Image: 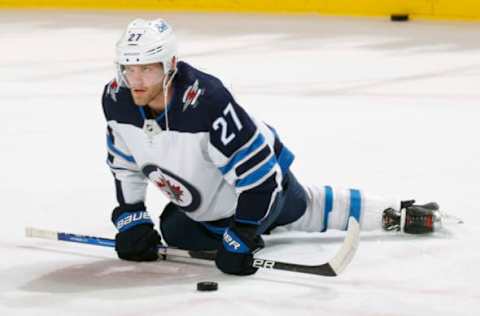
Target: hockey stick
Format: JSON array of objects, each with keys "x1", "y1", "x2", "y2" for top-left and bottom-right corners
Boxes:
[{"x1": 25, "y1": 216, "x2": 360, "y2": 276}]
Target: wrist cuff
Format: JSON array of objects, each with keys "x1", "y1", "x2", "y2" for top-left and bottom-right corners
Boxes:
[
  {"x1": 223, "y1": 227, "x2": 251, "y2": 254},
  {"x1": 114, "y1": 211, "x2": 153, "y2": 232}
]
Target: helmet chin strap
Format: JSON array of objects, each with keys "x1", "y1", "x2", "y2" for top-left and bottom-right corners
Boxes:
[{"x1": 162, "y1": 67, "x2": 177, "y2": 131}]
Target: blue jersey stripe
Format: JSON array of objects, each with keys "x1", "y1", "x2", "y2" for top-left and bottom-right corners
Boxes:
[
  {"x1": 219, "y1": 133, "x2": 265, "y2": 175},
  {"x1": 235, "y1": 155, "x2": 276, "y2": 188},
  {"x1": 277, "y1": 147, "x2": 294, "y2": 175},
  {"x1": 235, "y1": 145, "x2": 271, "y2": 178},
  {"x1": 106, "y1": 135, "x2": 136, "y2": 163},
  {"x1": 321, "y1": 186, "x2": 334, "y2": 232},
  {"x1": 348, "y1": 189, "x2": 362, "y2": 226}
]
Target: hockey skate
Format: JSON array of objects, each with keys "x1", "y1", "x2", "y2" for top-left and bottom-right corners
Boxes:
[{"x1": 382, "y1": 200, "x2": 441, "y2": 234}]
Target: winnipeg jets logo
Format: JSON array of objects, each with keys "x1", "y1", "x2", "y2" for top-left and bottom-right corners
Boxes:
[
  {"x1": 155, "y1": 178, "x2": 184, "y2": 202},
  {"x1": 107, "y1": 78, "x2": 120, "y2": 102},
  {"x1": 182, "y1": 80, "x2": 203, "y2": 111},
  {"x1": 141, "y1": 164, "x2": 202, "y2": 213}
]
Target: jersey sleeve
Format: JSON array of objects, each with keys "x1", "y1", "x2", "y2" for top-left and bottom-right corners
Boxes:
[
  {"x1": 102, "y1": 81, "x2": 148, "y2": 207},
  {"x1": 106, "y1": 125, "x2": 148, "y2": 205},
  {"x1": 206, "y1": 85, "x2": 285, "y2": 226}
]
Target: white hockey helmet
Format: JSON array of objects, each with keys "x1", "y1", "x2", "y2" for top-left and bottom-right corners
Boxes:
[{"x1": 115, "y1": 18, "x2": 178, "y2": 82}]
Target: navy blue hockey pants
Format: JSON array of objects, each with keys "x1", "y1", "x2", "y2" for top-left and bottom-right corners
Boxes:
[{"x1": 159, "y1": 171, "x2": 307, "y2": 251}]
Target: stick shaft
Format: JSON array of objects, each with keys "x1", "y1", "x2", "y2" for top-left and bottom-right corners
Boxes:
[{"x1": 25, "y1": 217, "x2": 360, "y2": 277}]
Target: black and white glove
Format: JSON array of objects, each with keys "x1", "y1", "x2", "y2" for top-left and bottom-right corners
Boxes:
[
  {"x1": 215, "y1": 222, "x2": 264, "y2": 276},
  {"x1": 111, "y1": 202, "x2": 161, "y2": 262}
]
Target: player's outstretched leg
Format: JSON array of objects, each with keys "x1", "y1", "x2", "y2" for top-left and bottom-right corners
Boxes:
[
  {"x1": 382, "y1": 200, "x2": 441, "y2": 234},
  {"x1": 284, "y1": 185, "x2": 440, "y2": 234},
  {"x1": 284, "y1": 185, "x2": 399, "y2": 232}
]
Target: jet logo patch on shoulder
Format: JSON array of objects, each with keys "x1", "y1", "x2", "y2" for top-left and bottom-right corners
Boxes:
[
  {"x1": 182, "y1": 80, "x2": 204, "y2": 111},
  {"x1": 142, "y1": 164, "x2": 202, "y2": 213},
  {"x1": 107, "y1": 78, "x2": 121, "y2": 102}
]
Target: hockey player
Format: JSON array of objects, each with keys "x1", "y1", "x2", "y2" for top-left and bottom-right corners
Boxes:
[{"x1": 103, "y1": 18, "x2": 440, "y2": 276}]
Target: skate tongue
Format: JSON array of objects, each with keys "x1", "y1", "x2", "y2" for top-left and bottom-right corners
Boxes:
[{"x1": 400, "y1": 200, "x2": 416, "y2": 209}]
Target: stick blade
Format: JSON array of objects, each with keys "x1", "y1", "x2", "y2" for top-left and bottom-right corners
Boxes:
[
  {"x1": 25, "y1": 227, "x2": 58, "y2": 240},
  {"x1": 328, "y1": 216, "x2": 360, "y2": 275}
]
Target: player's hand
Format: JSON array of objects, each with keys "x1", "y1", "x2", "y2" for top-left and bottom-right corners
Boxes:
[
  {"x1": 111, "y1": 203, "x2": 161, "y2": 261},
  {"x1": 215, "y1": 222, "x2": 264, "y2": 275}
]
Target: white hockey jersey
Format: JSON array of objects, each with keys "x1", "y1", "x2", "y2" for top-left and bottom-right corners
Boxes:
[{"x1": 102, "y1": 61, "x2": 294, "y2": 224}]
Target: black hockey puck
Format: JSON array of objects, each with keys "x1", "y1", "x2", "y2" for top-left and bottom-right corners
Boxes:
[
  {"x1": 390, "y1": 14, "x2": 409, "y2": 22},
  {"x1": 196, "y1": 281, "x2": 218, "y2": 292}
]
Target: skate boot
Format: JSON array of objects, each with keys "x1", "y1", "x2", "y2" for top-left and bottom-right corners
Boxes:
[{"x1": 382, "y1": 200, "x2": 441, "y2": 234}]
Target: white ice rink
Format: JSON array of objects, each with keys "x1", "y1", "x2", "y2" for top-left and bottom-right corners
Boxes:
[{"x1": 1, "y1": 10, "x2": 479, "y2": 316}]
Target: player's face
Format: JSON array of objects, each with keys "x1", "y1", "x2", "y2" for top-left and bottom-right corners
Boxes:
[{"x1": 122, "y1": 63, "x2": 165, "y2": 106}]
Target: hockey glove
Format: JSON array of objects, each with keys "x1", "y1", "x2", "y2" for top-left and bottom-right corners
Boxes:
[
  {"x1": 215, "y1": 222, "x2": 264, "y2": 276},
  {"x1": 112, "y1": 202, "x2": 161, "y2": 261}
]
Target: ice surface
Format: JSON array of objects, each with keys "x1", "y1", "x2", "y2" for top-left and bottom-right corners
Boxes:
[{"x1": 1, "y1": 10, "x2": 479, "y2": 316}]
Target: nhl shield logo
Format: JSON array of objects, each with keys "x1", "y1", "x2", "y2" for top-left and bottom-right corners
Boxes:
[
  {"x1": 141, "y1": 164, "x2": 201, "y2": 213},
  {"x1": 182, "y1": 80, "x2": 203, "y2": 111}
]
